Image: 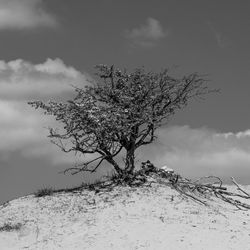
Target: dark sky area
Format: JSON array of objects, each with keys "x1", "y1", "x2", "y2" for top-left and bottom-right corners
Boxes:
[{"x1": 0, "y1": 0, "x2": 250, "y2": 204}]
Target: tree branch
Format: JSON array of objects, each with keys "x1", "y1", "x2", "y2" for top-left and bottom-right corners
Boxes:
[
  {"x1": 135, "y1": 124, "x2": 154, "y2": 148},
  {"x1": 231, "y1": 177, "x2": 250, "y2": 197},
  {"x1": 61, "y1": 156, "x2": 106, "y2": 175}
]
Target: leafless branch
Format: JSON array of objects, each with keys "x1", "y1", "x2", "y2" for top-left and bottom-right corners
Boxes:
[{"x1": 231, "y1": 177, "x2": 250, "y2": 197}]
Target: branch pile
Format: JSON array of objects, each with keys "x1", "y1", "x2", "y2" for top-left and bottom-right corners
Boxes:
[
  {"x1": 93, "y1": 161, "x2": 250, "y2": 210},
  {"x1": 169, "y1": 175, "x2": 250, "y2": 209}
]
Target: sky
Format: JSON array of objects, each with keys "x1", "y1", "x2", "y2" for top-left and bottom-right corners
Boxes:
[{"x1": 1, "y1": 0, "x2": 250, "y2": 204}]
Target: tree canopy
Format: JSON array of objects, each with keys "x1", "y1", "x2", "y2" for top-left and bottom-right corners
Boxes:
[{"x1": 28, "y1": 65, "x2": 215, "y2": 176}]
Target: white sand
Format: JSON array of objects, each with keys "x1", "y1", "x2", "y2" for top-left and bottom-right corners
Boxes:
[{"x1": 0, "y1": 183, "x2": 250, "y2": 250}]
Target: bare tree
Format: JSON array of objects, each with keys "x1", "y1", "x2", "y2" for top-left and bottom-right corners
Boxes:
[{"x1": 28, "y1": 65, "x2": 216, "y2": 177}]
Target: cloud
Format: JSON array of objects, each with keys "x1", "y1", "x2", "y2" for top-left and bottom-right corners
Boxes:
[
  {"x1": 0, "y1": 0, "x2": 57, "y2": 30},
  {"x1": 0, "y1": 100, "x2": 51, "y2": 151},
  {"x1": 0, "y1": 58, "x2": 90, "y2": 165},
  {"x1": 125, "y1": 17, "x2": 167, "y2": 47},
  {"x1": 139, "y1": 125, "x2": 250, "y2": 183},
  {"x1": 0, "y1": 58, "x2": 88, "y2": 101}
]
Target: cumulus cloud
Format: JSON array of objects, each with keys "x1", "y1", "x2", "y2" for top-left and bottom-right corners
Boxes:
[
  {"x1": 139, "y1": 125, "x2": 250, "y2": 183},
  {"x1": 0, "y1": 100, "x2": 87, "y2": 164},
  {"x1": 0, "y1": 58, "x2": 90, "y2": 165},
  {"x1": 125, "y1": 17, "x2": 167, "y2": 47},
  {"x1": 0, "y1": 100, "x2": 51, "y2": 151},
  {"x1": 0, "y1": 58, "x2": 88, "y2": 101},
  {"x1": 0, "y1": 0, "x2": 57, "y2": 30}
]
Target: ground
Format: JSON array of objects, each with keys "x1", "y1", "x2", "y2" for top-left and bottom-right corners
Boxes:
[{"x1": 0, "y1": 183, "x2": 250, "y2": 250}]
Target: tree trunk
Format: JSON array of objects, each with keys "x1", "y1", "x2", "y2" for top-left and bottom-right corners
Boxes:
[
  {"x1": 125, "y1": 148, "x2": 135, "y2": 174},
  {"x1": 124, "y1": 126, "x2": 138, "y2": 174},
  {"x1": 106, "y1": 157, "x2": 123, "y2": 176}
]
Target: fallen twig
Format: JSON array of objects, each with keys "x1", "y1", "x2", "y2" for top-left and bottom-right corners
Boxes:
[{"x1": 231, "y1": 177, "x2": 250, "y2": 197}]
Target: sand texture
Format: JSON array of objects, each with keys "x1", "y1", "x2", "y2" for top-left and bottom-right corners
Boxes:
[{"x1": 0, "y1": 183, "x2": 250, "y2": 250}]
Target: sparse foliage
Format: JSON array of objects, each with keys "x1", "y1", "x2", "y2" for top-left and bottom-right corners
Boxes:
[{"x1": 29, "y1": 65, "x2": 216, "y2": 177}]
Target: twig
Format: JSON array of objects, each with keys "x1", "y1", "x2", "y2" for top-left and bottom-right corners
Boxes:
[
  {"x1": 173, "y1": 185, "x2": 208, "y2": 206},
  {"x1": 194, "y1": 175, "x2": 223, "y2": 187},
  {"x1": 231, "y1": 177, "x2": 250, "y2": 197}
]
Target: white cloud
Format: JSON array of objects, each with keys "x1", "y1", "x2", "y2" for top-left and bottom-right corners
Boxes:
[
  {"x1": 0, "y1": 58, "x2": 88, "y2": 101},
  {"x1": 0, "y1": 58, "x2": 90, "y2": 165},
  {"x1": 35, "y1": 58, "x2": 80, "y2": 78},
  {"x1": 216, "y1": 130, "x2": 250, "y2": 139},
  {"x1": 0, "y1": 0, "x2": 57, "y2": 30},
  {"x1": 0, "y1": 100, "x2": 50, "y2": 151},
  {"x1": 140, "y1": 125, "x2": 250, "y2": 182},
  {"x1": 125, "y1": 17, "x2": 167, "y2": 47}
]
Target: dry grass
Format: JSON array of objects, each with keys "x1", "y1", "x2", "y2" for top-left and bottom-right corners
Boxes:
[{"x1": 34, "y1": 187, "x2": 55, "y2": 197}]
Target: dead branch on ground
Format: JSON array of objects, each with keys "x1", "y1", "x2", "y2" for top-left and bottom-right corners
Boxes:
[{"x1": 81, "y1": 160, "x2": 250, "y2": 210}]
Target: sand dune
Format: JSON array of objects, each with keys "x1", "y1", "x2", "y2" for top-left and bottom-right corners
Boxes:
[{"x1": 0, "y1": 183, "x2": 250, "y2": 249}]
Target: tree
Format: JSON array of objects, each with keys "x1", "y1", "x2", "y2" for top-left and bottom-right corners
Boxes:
[{"x1": 28, "y1": 65, "x2": 215, "y2": 177}]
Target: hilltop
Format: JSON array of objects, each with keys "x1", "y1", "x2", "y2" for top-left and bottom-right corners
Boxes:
[{"x1": 0, "y1": 182, "x2": 250, "y2": 250}]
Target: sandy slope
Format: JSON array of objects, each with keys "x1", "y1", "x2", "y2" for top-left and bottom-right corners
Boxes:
[{"x1": 0, "y1": 183, "x2": 250, "y2": 250}]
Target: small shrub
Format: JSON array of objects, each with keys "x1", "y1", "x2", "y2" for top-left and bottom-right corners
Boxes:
[
  {"x1": 34, "y1": 187, "x2": 54, "y2": 197},
  {"x1": 0, "y1": 222, "x2": 22, "y2": 232}
]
